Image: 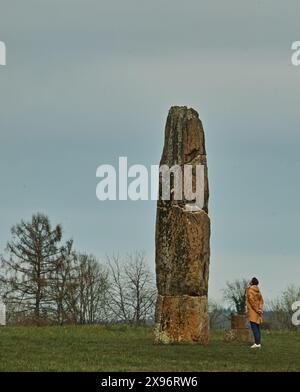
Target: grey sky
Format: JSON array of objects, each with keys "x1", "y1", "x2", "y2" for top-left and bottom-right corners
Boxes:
[{"x1": 0, "y1": 0, "x2": 300, "y2": 302}]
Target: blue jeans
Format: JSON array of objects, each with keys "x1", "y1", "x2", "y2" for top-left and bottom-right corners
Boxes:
[{"x1": 250, "y1": 321, "x2": 261, "y2": 344}]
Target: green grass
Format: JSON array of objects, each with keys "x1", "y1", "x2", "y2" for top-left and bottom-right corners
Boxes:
[{"x1": 0, "y1": 325, "x2": 299, "y2": 371}]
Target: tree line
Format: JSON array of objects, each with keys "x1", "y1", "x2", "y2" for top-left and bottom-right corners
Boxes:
[
  {"x1": 1, "y1": 213, "x2": 299, "y2": 330},
  {"x1": 0, "y1": 213, "x2": 156, "y2": 325}
]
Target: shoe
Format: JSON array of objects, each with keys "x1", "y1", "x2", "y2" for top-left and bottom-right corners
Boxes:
[{"x1": 250, "y1": 343, "x2": 261, "y2": 348}]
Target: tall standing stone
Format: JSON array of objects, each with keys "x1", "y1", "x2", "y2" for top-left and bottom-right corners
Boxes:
[{"x1": 154, "y1": 106, "x2": 210, "y2": 344}]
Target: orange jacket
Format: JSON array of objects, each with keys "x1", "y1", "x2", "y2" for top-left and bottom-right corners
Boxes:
[{"x1": 246, "y1": 285, "x2": 264, "y2": 324}]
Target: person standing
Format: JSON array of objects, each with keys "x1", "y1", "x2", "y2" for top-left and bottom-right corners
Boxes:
[{"x1": 246, "y1": 277, "x2": 264, "y2": 348}]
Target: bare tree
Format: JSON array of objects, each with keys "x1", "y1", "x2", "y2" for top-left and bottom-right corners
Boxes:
[
  {"x1": 63, "y1": 253, "x2": 109, "y2": 324},
  {"x1": 0, "y1": 213, "x2": 69, "y2": 323},
  {"x1": 124, "y1": 252, "x2": 156, "y2": 325},
  {"x1": 106, "y1": 252, "x2": 156, "y2": 325},
  {"x1": 208, "y1": 300, "x2": 230, "y2": 330},
  {"x1": 267, "y1": 285, "x2": 300, "y2": 330},
  {"x1": 106, "y1": 254, "x2": 131, "y2": 323},
  {"x1": 222, "y1": 279, "x2": 248, "y2": 315},
  {"x1": 47, "y1": 241, "x2": 74, "y2": 325}
]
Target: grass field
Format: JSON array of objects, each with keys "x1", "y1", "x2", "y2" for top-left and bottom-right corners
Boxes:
[{"x1": 0, "y1": 325, "x2": 299, "y2": 371}]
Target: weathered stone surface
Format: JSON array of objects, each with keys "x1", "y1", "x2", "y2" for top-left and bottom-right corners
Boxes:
[
  {"x1": 158, "y1": 106, "x2": 209, "y2": 213},
  {"x1": 154, "y1": 106, "x2": 210, "y2": 344},
  {"x1": 155, "y1": 206, "x2": 210, "y2": 296},
  {"x1": 154, "y1": 295, "x2": 209, "y2": 344},
  {"x1": 231, "y1": 314, "x2": 247, "y2": 329}
]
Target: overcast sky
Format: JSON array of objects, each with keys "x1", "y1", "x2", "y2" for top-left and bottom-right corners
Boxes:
[{"x1": 0, "y1": 0, "x2": 300, "y2": 302}]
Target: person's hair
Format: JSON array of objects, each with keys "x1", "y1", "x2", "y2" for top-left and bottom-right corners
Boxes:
[{"x1": 251, "y1": 277, "x2": 259, "y2": 285}]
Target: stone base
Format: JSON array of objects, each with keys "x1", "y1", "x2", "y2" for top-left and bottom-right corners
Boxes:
[
  {"x1": 231, "y1": 314, "x2": 247, "y2": 329},
  {"x1": 223, "y1": 328, "x2": 251, "y2": 343},
  {"x1": 154, "y1": 294, "x2": 209, "y2": 345}
]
